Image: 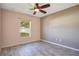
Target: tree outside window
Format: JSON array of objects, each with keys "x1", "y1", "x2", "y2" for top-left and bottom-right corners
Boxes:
[{"x1": 19, "y1": 18, "x2": 31, "y2": 37}]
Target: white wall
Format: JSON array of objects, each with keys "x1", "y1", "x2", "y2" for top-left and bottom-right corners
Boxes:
[{"x1": 41, "y1": 5, "x2": 79, "y2": 49}]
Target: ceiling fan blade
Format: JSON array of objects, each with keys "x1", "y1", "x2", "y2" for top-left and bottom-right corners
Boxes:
[
  {"x1": 35, "y1": 3, "x2": 39, "y2": 8},
  {"x1": 40, "y1": 4, "x2": 50, "y2": 9},
  {"x1": 35, "y1": 3, "x2": 39, "y2": 7},
  {"x1": 33, "y1": 11, "x2": 37, "y2": 15},
  {"x1": 40, "y1": 10, "x2": 47, "y2": 14}
]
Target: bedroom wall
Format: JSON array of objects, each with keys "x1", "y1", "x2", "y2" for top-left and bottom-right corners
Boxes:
[
  {"x1": 1, "y1": 9, "x2": 40, "y2": 48},
  {"x1": 41, "y1": 5, "x2": 79, "y2": 50},
  {"x1": 0, "y1": 6, "x2": 2, "y2": 51}
]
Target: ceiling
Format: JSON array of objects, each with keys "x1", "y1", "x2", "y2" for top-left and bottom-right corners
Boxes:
[{"x1": 0, "y1": 3, "x2": 78, "y2": 17}]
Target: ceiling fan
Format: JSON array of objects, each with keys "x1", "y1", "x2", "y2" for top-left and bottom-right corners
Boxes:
[{"x1": 30, "y1": 3, "x2": 50, "y2": 15}]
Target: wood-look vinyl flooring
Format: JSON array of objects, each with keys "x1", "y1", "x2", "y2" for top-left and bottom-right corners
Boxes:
[{"x1": 0, "y1": 41, "x2": 79, "y2": 56}]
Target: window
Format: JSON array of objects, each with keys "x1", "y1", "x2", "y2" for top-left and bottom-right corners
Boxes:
[{"x1": 20, "y1": 19, "x2": 31, "y2": 37}]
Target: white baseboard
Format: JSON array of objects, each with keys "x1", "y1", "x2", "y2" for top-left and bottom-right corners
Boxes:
[{"x1": 42, "y1": 40, "x2": 79, "y2": 52}]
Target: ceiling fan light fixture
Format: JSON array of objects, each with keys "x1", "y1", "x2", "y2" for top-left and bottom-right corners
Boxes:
[
  {"x1": 34, "y1": 9, "x2": 39, "y2": 12},
  {"x1": 30, "y1": 3, "x2": 50, "y2": 15}
]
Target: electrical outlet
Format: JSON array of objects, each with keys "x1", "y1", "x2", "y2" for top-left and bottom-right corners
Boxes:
[
  {"x1": 56, "y1": 37, "x2": 62, "y2": 42},
  {"x1": 56, "y1": 38, "x2": 58, "y2": 41},
  {"x1": 59, "y1": 38, "x2": 62, "y2": 42}
]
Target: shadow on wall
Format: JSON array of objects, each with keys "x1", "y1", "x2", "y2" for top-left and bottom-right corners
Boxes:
[{"x1": 41, "y1": 5, "x2": 79, "y2": 50}]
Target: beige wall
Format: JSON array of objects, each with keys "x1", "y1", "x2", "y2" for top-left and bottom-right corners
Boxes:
[
  {"x1": 0, "y1": 6, "x2": 1, "y2": 51},
  {"x1": 1, "y1": 9, "x2": 40, "y2": 48},
  {"x1": 41, "y1": 5, "x2": 79, "y2": 49}
]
